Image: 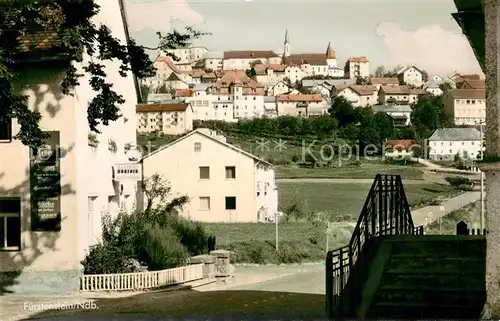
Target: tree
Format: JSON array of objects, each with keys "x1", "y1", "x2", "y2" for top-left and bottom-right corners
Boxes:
[
  {"x1": 141, "y1": 173, "x2": 189, "y2": 213},
  {"x1": 245, "y1": 67, "x2": 256, "y2": 78},
  {"x1": 140, "y1": 84, "x2": 150, "y2": 103},
  {"x1": 1, "y1": 1, "x2": 207, "y2": 147},
  {"x1": 421, "y1": 69, "x2": 429, "y2": 82},
  {"x1": 374, "y1": 65, "x2": 386, "y2": 77},
  {"x1": 355, "y1": 77, "x2": 367, "y2": 85},
  {"x1": 329, "y1": 97, "x2": 358, "y2": 128}
]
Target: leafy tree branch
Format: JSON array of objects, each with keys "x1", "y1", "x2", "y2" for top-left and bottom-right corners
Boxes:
[{"x1": 0, "y1": 1, "x2": 207, "y2": 147}]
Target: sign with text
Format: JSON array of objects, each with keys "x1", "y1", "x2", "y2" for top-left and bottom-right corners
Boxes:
[{"x1": 30, "y1": 131, "x2": 61, "y2": 231}]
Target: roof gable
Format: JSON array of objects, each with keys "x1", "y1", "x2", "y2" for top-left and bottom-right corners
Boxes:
[{"x1": 140, "y1": 129, "x2": 273, "y2": 166}]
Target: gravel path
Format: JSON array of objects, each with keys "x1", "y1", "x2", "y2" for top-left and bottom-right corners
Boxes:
[{"x1": 276, "y1": 178, "x2": 425, "y2": 184}]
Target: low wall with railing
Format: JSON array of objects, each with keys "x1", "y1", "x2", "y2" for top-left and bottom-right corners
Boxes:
[{"x1": 80, "y1": 263, "x2": 204, "y2": 292}]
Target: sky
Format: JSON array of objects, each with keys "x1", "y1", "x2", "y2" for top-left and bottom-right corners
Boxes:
[{"x1": 124, "y1": 0, "x2": 483, "y2": 76}]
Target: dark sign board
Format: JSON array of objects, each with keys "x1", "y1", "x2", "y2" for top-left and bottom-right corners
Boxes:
[{"x1": 30, "y1": 131, "x2": 61, "y2": 231}]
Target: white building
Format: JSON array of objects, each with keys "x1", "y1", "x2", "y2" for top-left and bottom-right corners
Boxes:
[
  {"x1": 444, "y1": 89, "x2": 486, "y2": 126},
  {"x1": 378, "y1": 85, "x2": 426, "y2": 105},
  {"x1": 203, "y1": 51, "x2": 224, "y2": 71},
  {"x1": 162, "y1": 45, "x2": 209, "y2": 71},
  {"x1": 428, "y1": 128, "x2": 482, "y2": 161},
  {"x1": 0, "y1": 0, "x2": 141, "y2": 294},
  {"x1": 222, "y1": 50, "x2": 281, "y2": 71},
  {"x1": 344, "y1": 57, "x2": 370, "y2": 79},
  {"x1": 136, "y1": 102, "x2": 194, "y2": 135},
  {"x1": 140, "y1": 129, "x2": 278, "y2": 223},
  {"x1": 396, "y1": 66, "x2": 425, "y2": 87},
  {"x1": 268, "y1": 80, "x2": 290, "y2": 97},
  {"x1": 277, "y1": 94, "x2": 328, "y2": 117},
  {"x1": 336, "y1": 85, "x2": 377, "y2": 107},
  {"x1": 281, "y1": 30, "x2": 342, "y2": 78},
  {"x1": 182, "y1": 71, "x2": 266, "y2": 122},
  {"x1": 424, "y1": 80, "x2": 444, "y2": 96},
  {"x1": 373, "y1": 105, "x2": 413, "y2": 126}
]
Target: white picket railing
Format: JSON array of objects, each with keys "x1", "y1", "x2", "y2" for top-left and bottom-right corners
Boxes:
[{"x1": 80, "y1": 263, "x2": 204, "y2": 292}]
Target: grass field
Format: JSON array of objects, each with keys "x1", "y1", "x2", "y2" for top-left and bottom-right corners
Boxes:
[
  {"x1": 277, "y1": 181, "x2": 462, "y2": 217},
  {"x1": 275, "y1": 164, "x2": 424, "y2": 180},
  {"x1": 203, "y1": 222, "x2": 354, "y2": 264},
  {"x1": 426, "y1": 201, "x2": 481, "y2": 235}
]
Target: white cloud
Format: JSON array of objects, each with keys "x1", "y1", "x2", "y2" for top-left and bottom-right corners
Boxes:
[
  {"x1": 376, "y1": 21, "x2": 482, "y2": 76},
  {"x1": 126, "y1": 0, "x2": 204, "y2": 32}
]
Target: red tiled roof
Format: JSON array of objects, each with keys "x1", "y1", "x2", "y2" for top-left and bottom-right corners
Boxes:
[
  {"x1": 175, "y1": 89, "x2": 194, "y2": 97},
  {"x1": 385, "y1": 140, "x2": 416, "y2": 150},
  {"x1": 369, "y1": 77, "x2": 399, "y2": 85},
  {"x1": 348, "y1": 56, "x2": 369, "y2": 63},
  {"x1": 283, "y1": 54, "x2": 328, "y2": 66},
  {"x1": 136, "y1": 103, "x2": 189, "y2": 112},
  {"x1": 155, "y1": 56, "x2": 181, "y2": 73},
  {"x1": 277, "y1": 94, "x2": 323, "y2": 102},
  {"x1": 223, "y1": 50, "x2": 279, "y2": 59},
  {"x1": 449, "y1": 89, "x2": 485, "y2": 99}
]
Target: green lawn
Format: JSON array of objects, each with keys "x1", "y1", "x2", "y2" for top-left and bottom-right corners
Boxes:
[
  {"x1": 203, "y1": 222, "x2": 354, "y2": 264},
  {"x1": 275, "y1": 164, "x2": 424, "y2": 180},
  {"x1": 277, "y1": 182, "x2": 462, "y2": 218}
]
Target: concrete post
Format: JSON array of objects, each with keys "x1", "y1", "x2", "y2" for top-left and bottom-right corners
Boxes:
[{"x1": 481, "y1": 0, "x2": 500, "y2": 317}]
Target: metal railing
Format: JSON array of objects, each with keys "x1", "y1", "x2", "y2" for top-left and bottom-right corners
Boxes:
[
  {"x1": 326, "y1": 174, "x2": 422, "y2": 319},
  {"x1": 80, "y1": 263, "x2": 204, "y2": 292}
]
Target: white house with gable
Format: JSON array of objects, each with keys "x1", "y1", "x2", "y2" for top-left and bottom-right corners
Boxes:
[
  {"x1": 428, "y1": 128, "x2": 483, "y2": 161},
  {"x1": 140, "y1": 129, "x2": 278, "y2": 223},
  {"x1": 396, "y1": 66, "x2": 424, "y2": 87},
  {"x1": 0, "y1": 0, "x2": 142, "y2": 294}
]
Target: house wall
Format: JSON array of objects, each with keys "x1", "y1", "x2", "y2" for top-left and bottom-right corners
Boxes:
[
  {"x1": 136, "y1": 109, "x2": 193, "y2": 135},
  {"x1": 0, "y1": 0, "x2": 141, "y2": 295},
  {"x1": 204, "y1": 58, "x2": 223, "y2": 70},
  {"x1": 400, "y1": 68, "x2": 423, "y2": 87},
  {"x1": 428, "y1": 140, "x2": 482, "y2": 160},
  {"x1": 141, "y1": 133, "x2": 261, "y2": 222},
  {"x1": 165, "y1": 47, "x2": 208, "y2": 64},
  {"x1": 378, "y1": 92, "x2": 419, "y2": 105},
  {"x1": 223, "y1": 57, "x2": 280, "y2": 71},
  {"x1": 277, "y1": 101, "x2": 325, "y2": 116},
  {"x1": 444, "y1": 96, "x2": 486, "y2": 126},
  {"x1": 338, "y1": 88, "x2": 375, "y2": 107},
  {"x1": 426, "y1": 87, "x2": 444, "y2": 96},
  {"x1": 255, "y1": 164, "x2": 278, "y2": 222}
]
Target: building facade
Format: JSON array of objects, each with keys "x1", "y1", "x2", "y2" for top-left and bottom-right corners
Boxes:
[
  {"x1": 136, "y1": 103, "x2": 194, "y2": 135},
  {"x1": 428, "y1": 128, "x2": 482, "y2": 161},
  {"x1": 344, "y1": 57, "x2": 370, "y2": 79},
  {"x1": 0, "y1": 0, "x2": 142, "y2": 295},
  {"x1": 140, "y1": 129, "x2": 278, "y2": 223},
  {"x1": 444, "y1": 89, "x2": 486, "y2": 126}
]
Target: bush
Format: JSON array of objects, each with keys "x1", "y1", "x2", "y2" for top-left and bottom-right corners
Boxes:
[
  {"x1": 81, "y1": 208, "x2": 210, "y2": 274},
  {"x1": 137, "y1": 224, "x2": 190, "y2": 270},
  {"x1": 445, "y1": 176, "x2": 472, "y2": 186},
  {"x1": 291, "y1": 155, "x2": 300, "y2": 163}
]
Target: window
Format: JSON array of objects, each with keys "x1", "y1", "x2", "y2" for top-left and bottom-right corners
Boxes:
[
  {"x1": 199, "y1": 166, "x2": 210, "y2": 179},
  {"x1": 0, "y1": 198, "x2": 21, "y2": 251},
  {"x1": 225, "y1": 196, "x2": 236, "y2": 210},
  {"x1": 0, "y1": 117, "x2": 12, "y2": 141},
  {"x1": 194, "y1": 142, "x2": 201, "y2": 152},
  {"x1": 225, "y1": 166, "x2": 236, "y2": 179},
  {"x1": 199, "y1": 197, "x2": 210, "y2": 211}
]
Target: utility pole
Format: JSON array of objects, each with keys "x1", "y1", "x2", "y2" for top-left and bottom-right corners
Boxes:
[
  {"x1": 325, "y1": 222, "x2": 332, "y2": 254},
  {"x1": 275, "y1": 212, "x2": 279, "y2": 251}
]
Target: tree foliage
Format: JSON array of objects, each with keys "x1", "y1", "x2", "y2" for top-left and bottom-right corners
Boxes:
[{"x1": 0, "y1": 0, "x2": 207, "y2": 147}]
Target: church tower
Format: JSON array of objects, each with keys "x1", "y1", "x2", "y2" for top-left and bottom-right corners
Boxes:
[
  {"x1": 325, "y1": 41, "x2": 337, "y2": 67},
  {"x1": 283, "y1": 29, "x2": 291, "y2": 58}
]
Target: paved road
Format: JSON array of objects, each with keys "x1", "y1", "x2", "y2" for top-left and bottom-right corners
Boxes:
[
  {"x1": 411, "y1": 191, "x2": 480, "y2": 226},
  {"x1": 227, "y1": 265, "x2": 324, "y2": 295},
  {"x1": 223, "y1": 191, "x2": 480, "y2": 295}
]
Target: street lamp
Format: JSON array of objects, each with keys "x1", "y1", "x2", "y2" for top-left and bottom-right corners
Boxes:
[{"x1": 476, "y1": 120, "x2": 486, "y2": 231}]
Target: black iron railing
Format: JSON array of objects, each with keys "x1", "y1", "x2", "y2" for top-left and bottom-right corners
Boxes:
[{"x1": 326, "y1": 174, "x2": 423, "y2": 319}]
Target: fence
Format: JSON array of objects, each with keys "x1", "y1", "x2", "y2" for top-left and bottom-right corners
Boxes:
[
  {"x1": 80, "y1": 263, "x2": 204, "y2": 292},
  {"x1": 456, "y1": 221, "x2": 488, "y2": 235}
]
